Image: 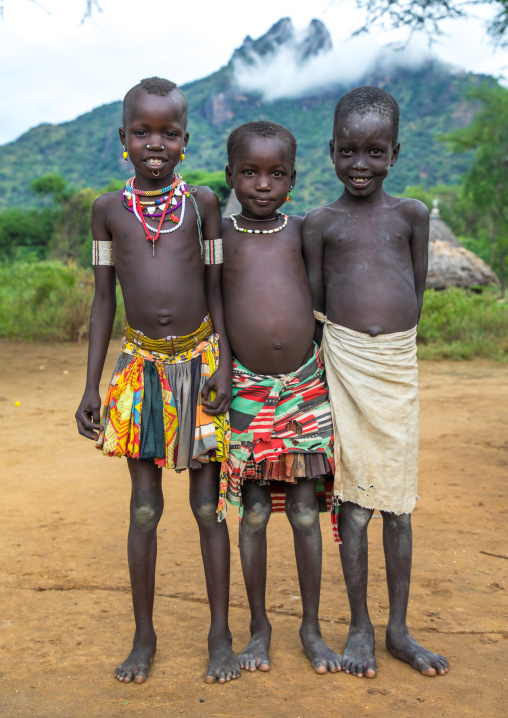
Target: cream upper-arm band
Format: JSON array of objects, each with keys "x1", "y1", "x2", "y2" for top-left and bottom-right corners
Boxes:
[
  {"x1": 92, "y1": 240, "x2": 114, "y2": 266},
  {"x1": 203, "y1": 238, "x2": 223, "y2": 265}
]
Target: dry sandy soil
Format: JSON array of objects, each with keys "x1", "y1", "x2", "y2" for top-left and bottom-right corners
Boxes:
[{"x1": 0, "y1": 339, "x2": 506, "y2": 718}]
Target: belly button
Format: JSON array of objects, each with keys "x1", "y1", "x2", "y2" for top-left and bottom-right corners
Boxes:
[
  {"x1": 274, "y1": 342, "x2": 282, "y2": 350},
  {"x1": 158, "y1": 316, "x2": 171, "y2": 326}
]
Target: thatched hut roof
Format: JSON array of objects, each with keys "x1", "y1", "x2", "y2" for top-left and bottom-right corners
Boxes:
[{"x1": 427, "y1": 200, "x2": 498, "y2": 289}]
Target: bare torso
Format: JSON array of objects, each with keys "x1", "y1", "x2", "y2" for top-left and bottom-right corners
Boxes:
[
  {"x1": 222, "y1": 215, "x2": 314, "y2": 374},
  {"x1": 306, "y1": 192, "x2": 428, "y2": 335},
  {"x1": 99, "y1": 186, "x2": 209, "y2": 338}
]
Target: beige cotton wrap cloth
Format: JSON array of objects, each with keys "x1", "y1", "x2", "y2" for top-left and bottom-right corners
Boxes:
[{"x1": 315, "y1": 312, "x2": 419, "y2": 514}]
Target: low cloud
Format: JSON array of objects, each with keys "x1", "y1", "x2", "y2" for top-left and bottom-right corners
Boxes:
[{"x1": 233, "y1": 34, "x2": 432, "y2": 101}]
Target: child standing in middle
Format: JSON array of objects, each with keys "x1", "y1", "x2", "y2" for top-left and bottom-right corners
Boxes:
[{"x1": 220, "y1": 121, "x2": 341, "y2": 675}]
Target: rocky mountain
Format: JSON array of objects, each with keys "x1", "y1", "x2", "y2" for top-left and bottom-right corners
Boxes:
[{"x1": 0, "y1": 18, "x2": 494, "y2": 213}]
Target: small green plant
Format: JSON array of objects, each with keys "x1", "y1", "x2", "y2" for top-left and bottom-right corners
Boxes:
[{"x1": 418, "y1": 287, "x2": 508, "y2": 360}]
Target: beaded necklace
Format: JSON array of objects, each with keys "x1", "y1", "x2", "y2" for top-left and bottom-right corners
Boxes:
[
  {"x1": 126, "y1": 177, "x2": 188, "y2": 256},
  {"x1": 123, "y1": 190, "x2": 184, "y2": 219},
  {"x1": 125, "y1": 174, "x2": 182, "y2": 196},
  {"x1": 230, "y1": 213, "x2": 288, "y2": 235}
]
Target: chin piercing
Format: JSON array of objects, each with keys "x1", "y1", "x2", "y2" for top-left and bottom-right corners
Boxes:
[{"x1": 152, "y1": 170, "x2": 160, "y2": 177}]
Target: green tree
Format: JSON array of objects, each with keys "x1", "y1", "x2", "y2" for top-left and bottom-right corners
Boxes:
[{"x1": 443, "y1": 83, "x2": 508, "y2": 296}]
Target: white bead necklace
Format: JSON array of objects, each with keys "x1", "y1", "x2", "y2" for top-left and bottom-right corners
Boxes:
[{"x1": 230, "y1": 213, "x2": 288, "y2": 235}]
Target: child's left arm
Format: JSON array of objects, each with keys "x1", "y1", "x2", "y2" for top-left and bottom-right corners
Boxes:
[
  {"x1": 198, "y1": 187, "x2": 233, "y2": 415},
  {"x1": 409, "y1": 201, "x2": 430, "y2": 324}
]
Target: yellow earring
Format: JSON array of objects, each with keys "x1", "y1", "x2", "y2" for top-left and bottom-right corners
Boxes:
[
  {"x1": 123, "y1": 144, "x2": 128, "y2": 161},
  {"x1": 180, "y1": 147, "x2": 186, "y2": 164}
]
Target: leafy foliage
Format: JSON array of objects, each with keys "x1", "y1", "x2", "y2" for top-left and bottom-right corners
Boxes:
[
  {"x1": 441, "y1": 83, "x2": 508, "y2": 294},
  {"x1": 0, "y1": 260, "x2": 123, "y2": 341},
  {"x1": 418, "y1": 287, "x2": 508, "y2": 360}
]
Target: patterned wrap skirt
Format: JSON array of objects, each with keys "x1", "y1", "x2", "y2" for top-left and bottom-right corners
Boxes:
[
  {"x1": 96, "y1": 317, "x2": 230, "y2": 475},
  {"x1": 218, "y1": 344, "x2": 340, "y2": 542}
]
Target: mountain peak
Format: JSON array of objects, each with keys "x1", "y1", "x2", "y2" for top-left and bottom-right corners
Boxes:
[{"x1": 231, "y1": 18, "x2": 332, "y2": 67}]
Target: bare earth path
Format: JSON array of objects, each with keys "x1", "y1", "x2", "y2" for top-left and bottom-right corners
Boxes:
[{"x1": 0, "y1": 339, "x2": 506, "y2": 718}]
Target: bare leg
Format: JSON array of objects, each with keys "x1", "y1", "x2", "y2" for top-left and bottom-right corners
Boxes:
[
  {"x1": 115, "y1": 458, "x2": 162, "y2": 684},
  {"x1": 238, "y1": 481, "x2": 272, "y2": 672},
  {"x1": 189, "y1": 463, "x2": 240, "y2": 684},
  {"x1": 286, "y1": 480, "x2": 342, "y2": 674},
  {"x1": 338, "y1": 501, "x2": 377, "y2": 678},
  {"x1": 382, "y1": 511, "x2": 449, "y2": 676}
]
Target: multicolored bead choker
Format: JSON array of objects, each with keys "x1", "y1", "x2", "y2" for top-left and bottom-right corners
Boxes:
[{"x1": 230, "y1": 213, "x2": 288, "y2": 235}]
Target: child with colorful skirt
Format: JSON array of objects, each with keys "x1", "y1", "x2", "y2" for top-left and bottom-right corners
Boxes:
[
  {"x1": 76, "y1": 77, "x2": 239, "y2": 686},
  {"x1": 220, "y1": 121, "x2": 341, "y2": 675}
]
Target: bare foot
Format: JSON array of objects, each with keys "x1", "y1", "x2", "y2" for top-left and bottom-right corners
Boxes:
[
  {"x1": 342, "y1": 622, "x2": 377, "y2": 678},
  {"x1": 386, "y1": 625, "x2": 449, "y2": 676},
  {"x1": 300, "y1": 623, "x2": 341, "y2": 674},
  {"x1": 239, "y1": 620, "x2": 271, "y2": 672},
  {"x1": 115, "y1": 630, "x2": 156, "y2": 684},
  {"x1": 205, "y1": 630, "x2": 241, "y2": 684}
]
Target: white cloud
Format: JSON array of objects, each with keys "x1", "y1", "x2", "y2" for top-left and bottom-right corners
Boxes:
[{"x1": 233, "y1": 35, "x2": 432, "y2": 101}]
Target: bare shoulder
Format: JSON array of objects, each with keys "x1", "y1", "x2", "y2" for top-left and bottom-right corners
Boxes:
[
  {"x1": 221, "y1": 215, "x2": 234, "y2": 239},
  {"x1": 287, "y1": 214, "x2": 304, "y2": 230},
  {"x1": 303, "y1": 200, "x2": 342, "y2": 234},
  {"x1": 92, "y1": 190, "x2": 121, "y2": 218},
  {"x1": 392, "y1": 196, "x2": 429, "y2": 224},
  {"x1": 187, "y1": 185, "x2": 220, "y2": 214}
]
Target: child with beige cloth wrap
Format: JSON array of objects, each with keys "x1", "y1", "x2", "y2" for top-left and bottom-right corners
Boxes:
[{"x1": 303, "y1": 86, "x2": 449, "y2": 680}]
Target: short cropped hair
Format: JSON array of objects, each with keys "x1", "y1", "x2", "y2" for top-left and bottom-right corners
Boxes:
[
  {"x1": 227, "y1": 121, "x2": 297, "y2": 168},
  {"x1": 122, "y1": 77, "x2": 188, "y2": 126},
  {"x1": 333, "y1": 86, "x2": 399, "y2": 143}
]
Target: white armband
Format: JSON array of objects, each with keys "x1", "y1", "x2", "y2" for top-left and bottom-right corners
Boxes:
[
  {"x1": 203, "y1": 238, "x2": 223, "y2": 265},
  {"x1": 92, "y1": 240, "x2": 114, "y2": 266}
]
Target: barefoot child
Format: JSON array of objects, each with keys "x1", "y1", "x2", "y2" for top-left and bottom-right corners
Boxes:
[
  {"x1": 220, "y1": 121, "x2": 341, "y2": 674},
  {"x1": 75, "y1": 77, "x2": 240, "y2": 685},
  {"x1": 303, "y1": 87, "x2": 449, "y2": 678}
]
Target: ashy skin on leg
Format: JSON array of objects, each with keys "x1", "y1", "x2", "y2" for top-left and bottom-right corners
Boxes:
[
  {"x1": 238, "y1": 481, "x2": 272, "y2": 672},
  {"x1": 285, "y1": 480, "x2": 342, "y2": 674},
  {"x1": 115, "y1": 458, "x2": 163, "y2": 684},
  {"x1": 189, "y1": 464, "x2": 241, "y2": 684},
  {"x1": 338, "y1": 501, "x2": 377, "y2": 678},
  {"x1": 382, "y1": 511, "x2": 449, "y2": 676},
  {"x1": 339, "y1": 502, "x2": 449, "y2": 677}
]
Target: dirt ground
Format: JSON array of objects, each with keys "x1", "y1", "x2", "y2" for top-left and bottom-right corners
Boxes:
[{"x1": 0, "y1": 339, "x2": 506, "y2": 718}]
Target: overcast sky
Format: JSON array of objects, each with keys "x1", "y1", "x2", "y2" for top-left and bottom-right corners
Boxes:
[{"x1": 0, "y1": 0, "x2": 507, "y2": 145}]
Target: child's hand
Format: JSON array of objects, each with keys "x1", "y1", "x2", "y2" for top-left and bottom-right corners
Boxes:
[
  {"x1": 202, "y1": 365, "x2": 232, "y2": 416},
  {"x1": 75, "y1": 389, "x2": 102, "y2": 440}
]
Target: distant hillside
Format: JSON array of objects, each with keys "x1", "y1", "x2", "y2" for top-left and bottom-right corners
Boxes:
[{"x1": 0, "y1": 18, "x2": 493, "y2": 213}]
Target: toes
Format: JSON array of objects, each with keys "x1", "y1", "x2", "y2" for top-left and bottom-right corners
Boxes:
[
  {"x1": 259, "y1": 661, "x2": 270, "y2": 672},
  {"x1": 205, "y1": 673, "x2": 216, "y2": 684},
  {"x1": 364, "y1": 666, "x2": 377, "y2": 678},
  {"x1": 313, "y1": 661, "x2": 328, "y2": 675},
  {"x1": 133, "y1": 668, "x2": 148, "y2": 684}
]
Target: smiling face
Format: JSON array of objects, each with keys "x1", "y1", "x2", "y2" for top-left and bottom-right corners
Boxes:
[
  {"x1": 119, "y1": 89, "x2": 189, "y2": 186},
  {"x1": 330, "y1": 111, "x2": 400, "y2": 199},
  {"x1": 225, "y1": 134, "x2": 296, "y2": 220}
]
